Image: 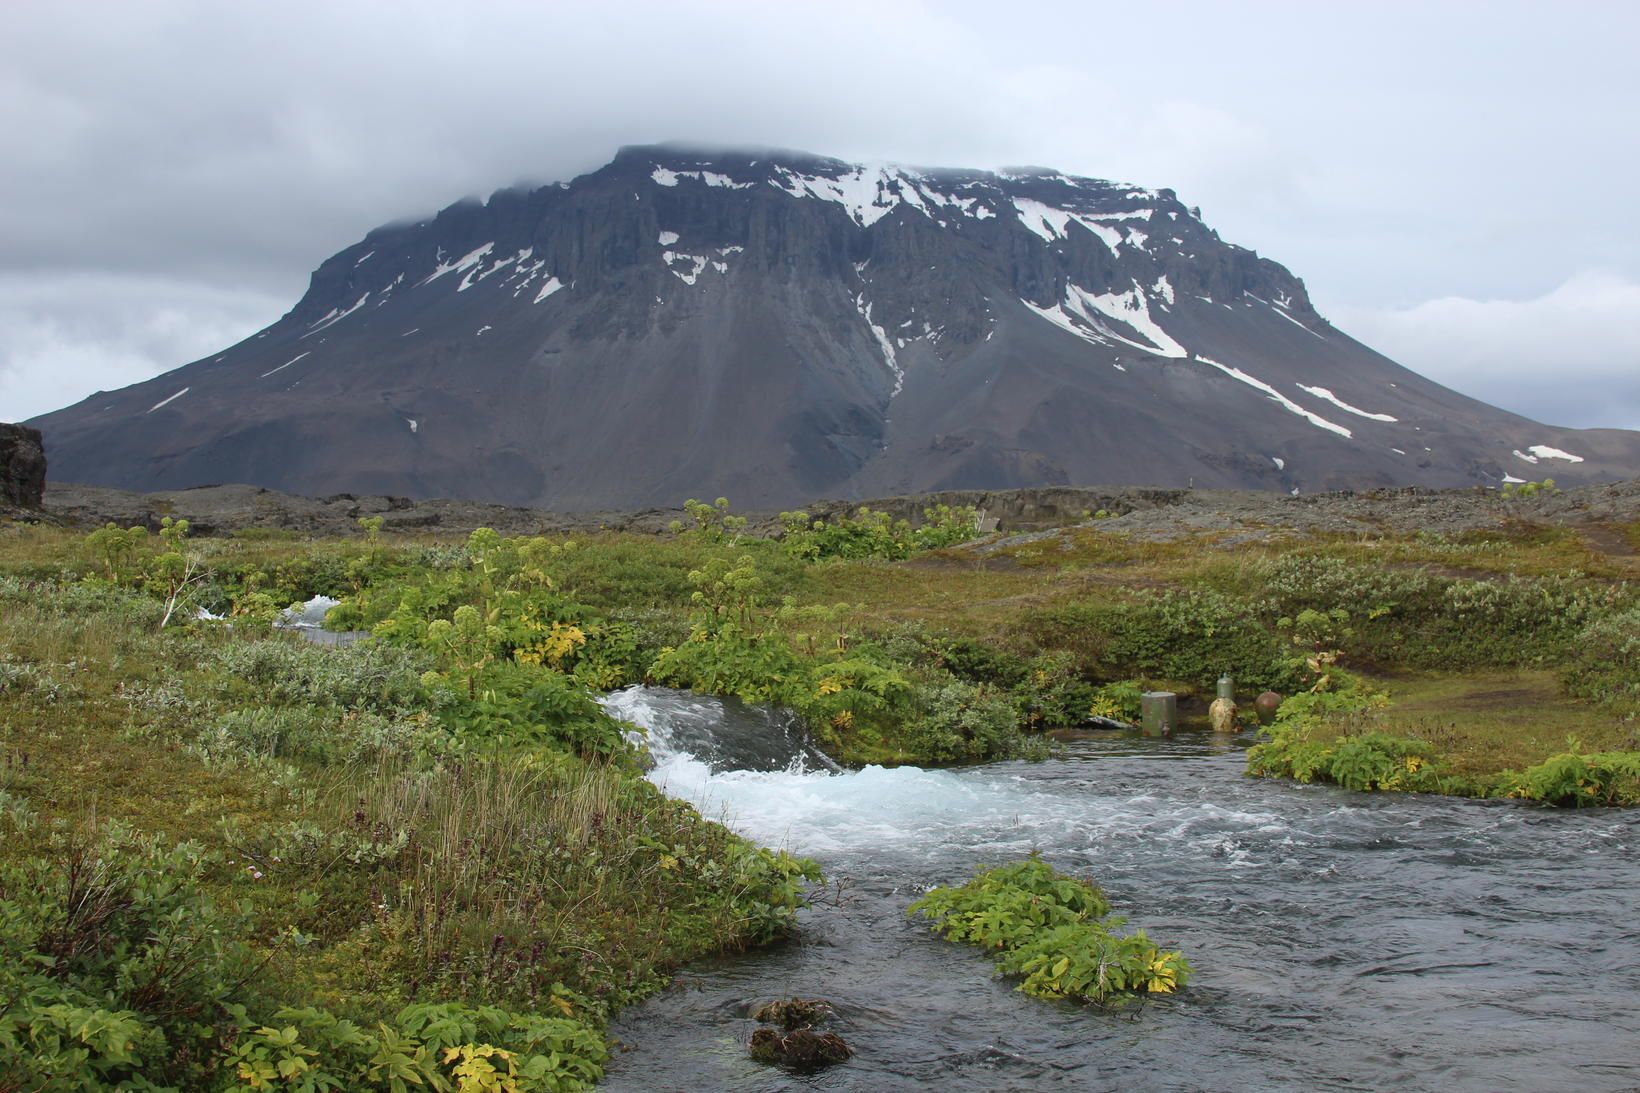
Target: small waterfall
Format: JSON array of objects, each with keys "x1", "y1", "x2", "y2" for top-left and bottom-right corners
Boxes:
[
  {"x1": 280, "y1": 594, "x2": 370, "y2": 646},
  {"x1": 279, "y1": 594, "x2": 341, "y2": 630}
]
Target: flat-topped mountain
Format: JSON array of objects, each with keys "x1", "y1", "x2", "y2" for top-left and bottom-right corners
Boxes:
[{"x1": 31, "y1": 144, "x2": 1640, "y2": 507}]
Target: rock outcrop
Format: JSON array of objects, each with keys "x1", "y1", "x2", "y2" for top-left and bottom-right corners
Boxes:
[{"x1": 0, "y1": 424, "x2": 46, "y2": 509}]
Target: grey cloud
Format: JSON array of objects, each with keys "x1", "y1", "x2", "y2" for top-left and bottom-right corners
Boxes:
[
  {"x1": 1327, "y1": 273, "x2": 1640, "y2": 431},
  {"x1": 0, "y1": 273, "x2": 283, "y2": 420}
]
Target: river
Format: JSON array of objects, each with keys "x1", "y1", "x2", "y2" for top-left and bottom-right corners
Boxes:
[{"x1": 598, "y1": 686, "x2": 1640, "y2": 1092}]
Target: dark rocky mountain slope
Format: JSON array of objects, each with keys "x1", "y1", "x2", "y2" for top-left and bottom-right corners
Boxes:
[{"x1": 32, "y1": 144, "x2": 1640, "y2": 508}]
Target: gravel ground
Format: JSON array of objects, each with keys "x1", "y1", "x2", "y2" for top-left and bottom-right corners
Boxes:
[{"x1": 19, "y1": 477, "x2": 1640, "y2": 544}]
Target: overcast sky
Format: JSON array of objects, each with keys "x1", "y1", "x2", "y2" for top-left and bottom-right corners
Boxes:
[{"x1": 3, "y1": 0, "x2": 1637, "y2": 430}]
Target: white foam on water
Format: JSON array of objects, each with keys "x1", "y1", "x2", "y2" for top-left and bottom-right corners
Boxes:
[
  {"x1": 604, "y1": 686, "x2": 1292, "y2": 864},
  {"x1": 278, "y1": 594, "x2": 340, "y2": 631}
]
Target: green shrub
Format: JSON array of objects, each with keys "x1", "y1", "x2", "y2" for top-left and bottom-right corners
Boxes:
[
  {"x1": 909, "y1": 857, "x2": 1190, "y2": 1003},
  {"x1": 900, "y1": 676, "x2": 1028, "y2": 763},
  {"x1": 1245, "y1": 677, "x2": 1452, "y2": 793},
  {"x1": 0, "y1": 825, "x2": 259, "y2": 1090},
  {"x1": 790, "y1": 657, "x2": 912, "y2": 744},
  {"x1": 194, "y1": 706, "x2": 446, "y2": 768},
  {"x1": 647, "y1": 628, "x2": 801, "y2": 707},
  {"x1": 911, "y1": 504, "x2": 984, "y2": 551},
  {"x1": 210, "y1": 637, "x2": 431, "y2": 714},
  {"x1": 677, "y1": 497, "x2": 748, "y2": 543},
  {"x1": 1503, "y1": 746, "x2": 1640, "y2": 806},
  {"x1": 778, "y1": 504, "x2": 980, "y2": 562},
  {"x1": 1088, "y1": 680, "x2": 1144, "y2": 722},
  {"x1": 1243, "y1": 554, "x2": 1632, "y2": 672},
  {"x1": 435, "y1": 663, "x2": 633, "y2": 757},
  {"x1": 1009, "y1": 653, "x2": 1097, "y2": 729},
  {"x1": 1560, "y1": 608, "x2": 1640, "y2": 714},
  {"x1": 1097, "y1": 588, "x2": 1292, "y2": 691},
  {"x1": 221, "y1": 1001, "x2": 607, "y2": 1092}
]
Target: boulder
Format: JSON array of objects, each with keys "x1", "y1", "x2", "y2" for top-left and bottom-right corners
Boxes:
[
  {"x1": 747, "y1": 996, "x2": 851, "y2": 1070},
  {"x1": 1254, "y1": 691, "x2": 1283, "y2": 724},
  {"x1": 0, "y1": 424, "x2": 46, "y2": 509},
  {"x1": 751, "y1": 998, "x2": 835, "y2": 1029},
  {"x1": 748, "y1": 1027, "x2": 852, "y2": 1069}
]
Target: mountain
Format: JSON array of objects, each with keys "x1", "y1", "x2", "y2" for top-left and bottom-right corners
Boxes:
[{"x1": 31, "y1": 144, "x2": 1640, "y2": 508}]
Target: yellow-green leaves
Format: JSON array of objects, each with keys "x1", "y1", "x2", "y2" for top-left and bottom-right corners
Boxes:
[{"x1": 909, "y1": 856, "x2": 1190, "y2": 1005}]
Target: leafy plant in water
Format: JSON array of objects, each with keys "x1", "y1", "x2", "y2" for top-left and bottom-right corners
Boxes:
[{"x1": 909, "y1": 857, "x2": 1191, "y2": 1004}]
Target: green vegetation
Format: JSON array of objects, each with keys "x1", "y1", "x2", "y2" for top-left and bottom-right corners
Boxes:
[
  {"x1": 4, "y1": 491, "x2": 1639, "y2": 1083},
  {"x1": 909, "y1": 857, "x2": 1191, "y2": 1003},
  {"x1": 1498, "y1": 477, "x2": 1557, "y2": 500},
  {"x1": 0, "y1": 533, "x2": 817, "y2": 1088},
  {"x1": 776, "y1": 503, "x2": 981, "y2": 561}
]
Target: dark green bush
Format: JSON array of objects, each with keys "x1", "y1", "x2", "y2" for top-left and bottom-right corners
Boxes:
[
  {"x1": 0, "y1": 826, "x2": 259, "y2": 1090},
  {"x1": 900, "y1": 676, "x2": 1028, "y2": 762},
  {"x1": 1503, "y1": 747, "x2": 1640, "y2": 806}
]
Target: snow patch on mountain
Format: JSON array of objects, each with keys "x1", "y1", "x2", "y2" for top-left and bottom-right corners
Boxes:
[
  {"x1": 856, "y1": 293, "x2": 904, "y2": 395},
  {"x1": 146, "y1": 387, "x2": 190, "y2": 413},
  {"x1": 772, "y1": 165, "x2": 909, "y2": 227},
  {"x1": 663, "y1": 251, "x2": 709, "y2": 286},
  {"x1": 260, "y1": 352, "x2": 310, "y2": 379},
  {"x1": 653, "y1": 166, "x2": 752, "y2": 189},
  {"x1": 1065, "y1": 282, "x2": 1188, "y2": 358},
  {"x1": 1297, "y1": 385, "x2": 1398, "y2": 422},
  {"x1": 1022, "y1": 299, "x2": 1111, "y2": 352},
  {"x1": 1011, "y1": 198, "x2": 1122, "y2": 252},
  {"x1": 1197, "y1": 357, "x2": 1353, "y2": 438},
  {"x1": 304, "y1": 294, "x2": 369, "y2": 336},
  {"x1": 459, "y1": 250, "x2": 520, "y2": 292},
  {"x1": 422, "y1": 242, "x2": 495, "y2": 287},
  {"x1": 1527, "y1": 444, "x2": 1584, "y2": 463}
]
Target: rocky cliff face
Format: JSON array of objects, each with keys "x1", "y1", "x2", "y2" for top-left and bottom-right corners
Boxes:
[
  {"x1": 0, "y1": 423, "x2": 46, "y2": 509},
  {"x1": 30, "y1": 144, "x2": 1640, "y2": 508}
]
